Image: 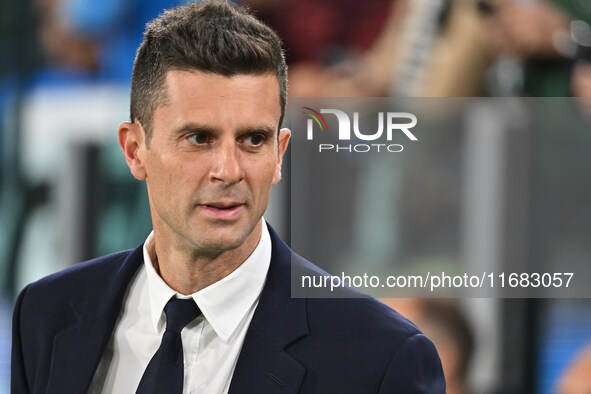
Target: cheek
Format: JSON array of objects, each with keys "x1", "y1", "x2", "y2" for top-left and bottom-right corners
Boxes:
[
  {"x1": 148, "y1": 159, "x2": 173, "y2": 190},
  {"x1": 146, "y1": 159, "x2": 188, "y2": 206},
  {"x1": 249, "y1": 159, "x2": 279, "y2": 192},
  {"x1": 153, "y1": 153, "x2": 200, "y2": 185}
]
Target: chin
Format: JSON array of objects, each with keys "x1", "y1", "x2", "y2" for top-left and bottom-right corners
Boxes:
[
  {"x1": 194, "y1": 232, "x2": 248, "y2": 252},
  {"x1": 187, "y1": 219, "x2": 260, "y2": 253}
]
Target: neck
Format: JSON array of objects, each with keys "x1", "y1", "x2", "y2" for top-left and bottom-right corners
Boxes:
[{"x1": 149, "y1": 221, "x2": 263, "y2": 295}]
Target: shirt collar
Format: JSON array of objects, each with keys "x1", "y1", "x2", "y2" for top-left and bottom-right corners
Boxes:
[{"x1": 142, "y1": 219, "x2": 272, "y2": 343}]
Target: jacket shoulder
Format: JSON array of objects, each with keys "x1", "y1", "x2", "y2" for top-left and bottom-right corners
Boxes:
[
  {"x1": 288, "y1": 255, "x2": 445, "y2": 392},
  {"x1": 12, "y1": 247, "x2": 143, "y2": 393},
  {"x1": 15, "y1": 245, "x2": 143, "y2": 328},
  {"x1": 23, "y1": 248, "x2": 135, "y2": 299}
]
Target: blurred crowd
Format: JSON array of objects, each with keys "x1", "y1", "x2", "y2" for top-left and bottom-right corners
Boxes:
[
  {"x1": 3, "y1": 0, "x2": 591, "y2": 97},
  {"x1": 2, "y1": 0, "x2": 591, "y2": 393}
]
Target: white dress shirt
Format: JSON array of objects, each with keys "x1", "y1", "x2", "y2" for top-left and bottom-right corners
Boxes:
[{"x1": 88, "y1": 220, "x2": 272, "y2": 394}]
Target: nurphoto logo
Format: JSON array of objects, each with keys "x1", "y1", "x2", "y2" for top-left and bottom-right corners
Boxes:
[{"x1": 302, "y1": 107, "x2": 418, "y2": 153}]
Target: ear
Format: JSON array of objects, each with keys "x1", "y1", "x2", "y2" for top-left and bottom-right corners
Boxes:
[
  {"x1": 272, "y1": 128, "x2": 291, "y2": 185},
  {"x1": 118, "y1": 121, "x2": 147, "y2": 180}
]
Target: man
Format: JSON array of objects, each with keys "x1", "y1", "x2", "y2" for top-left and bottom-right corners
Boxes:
[{"x1": 11, "y1": 1, "x2": 445, "y2": 393}]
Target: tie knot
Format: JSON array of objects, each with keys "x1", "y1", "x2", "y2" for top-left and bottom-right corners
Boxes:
[{"x1": 164, "y1": 297, "x2": 201, "y2": 334}]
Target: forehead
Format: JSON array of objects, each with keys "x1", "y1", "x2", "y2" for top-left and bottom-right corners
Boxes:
[{"x1": 154, "y1": 70, "x2": 281, "y2": 132}]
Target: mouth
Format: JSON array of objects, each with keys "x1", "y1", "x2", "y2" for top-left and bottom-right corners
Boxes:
[
  {"x1": 203, "y1": 201, "x2": 243, "y2": 209},
  {"x1": 199, "y1": 202, "x2": 245, "y2": 220}
]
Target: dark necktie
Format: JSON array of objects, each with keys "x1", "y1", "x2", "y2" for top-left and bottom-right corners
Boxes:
[{"x1": 136, "y1": 297, "x2": 201, "y2": 394}]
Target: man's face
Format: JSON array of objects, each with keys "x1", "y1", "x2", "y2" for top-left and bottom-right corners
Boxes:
[{"x1": 133, "y1": 70, "x2": 289, "y2": 256}]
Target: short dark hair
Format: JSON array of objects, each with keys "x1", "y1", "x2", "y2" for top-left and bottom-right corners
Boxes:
[{"x1": 130, "y1": 0, "x2": 287, "y2": 144}]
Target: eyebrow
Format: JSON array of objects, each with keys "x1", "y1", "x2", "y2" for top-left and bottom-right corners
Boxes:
[
  {"x1": 236, "y1": 125, "x2": 277, "y2": 137},
  {"x1": 173, "y1": 123, "x2": 219, "y2": 136},
  {"x1": 173, "y1": 123, "x2": 277, "y2": 137}
]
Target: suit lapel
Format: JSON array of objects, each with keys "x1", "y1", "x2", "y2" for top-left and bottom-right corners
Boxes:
[
  {"x1": 45, "y1": 312, "x2": 117, "y2": 393},
  {"x1": 228, "y1": 327, "x2": 306, "y2": 393},
  {"x1": 45, "y1": 245, "x2": 144, "y2": 393},
  {"x1": 229, "y1": 226, "x2": 309, "y2": 393}
]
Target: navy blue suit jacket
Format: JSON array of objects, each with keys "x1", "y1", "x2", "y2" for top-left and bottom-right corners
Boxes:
[{"x1": 12, "y1": 227, "x2": 445, "y2": 393}]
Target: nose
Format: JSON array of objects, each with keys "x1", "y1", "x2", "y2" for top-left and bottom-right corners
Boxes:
[{"x1": 209, "y1": 138, "x2": 245, "y2": 185}]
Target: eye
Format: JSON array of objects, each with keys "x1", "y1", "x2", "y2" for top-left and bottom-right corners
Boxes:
[
  {"x1": 242, "y1": 133, "x2": 266, "y2": 147},
  {"x1": 187, "y1": 132, "x2": 212, "y2": 145}
]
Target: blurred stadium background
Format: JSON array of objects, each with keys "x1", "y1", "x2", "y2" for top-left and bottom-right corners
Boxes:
[{"x1": 2, "y1": 0, "x2": 591, "y2": 392}]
